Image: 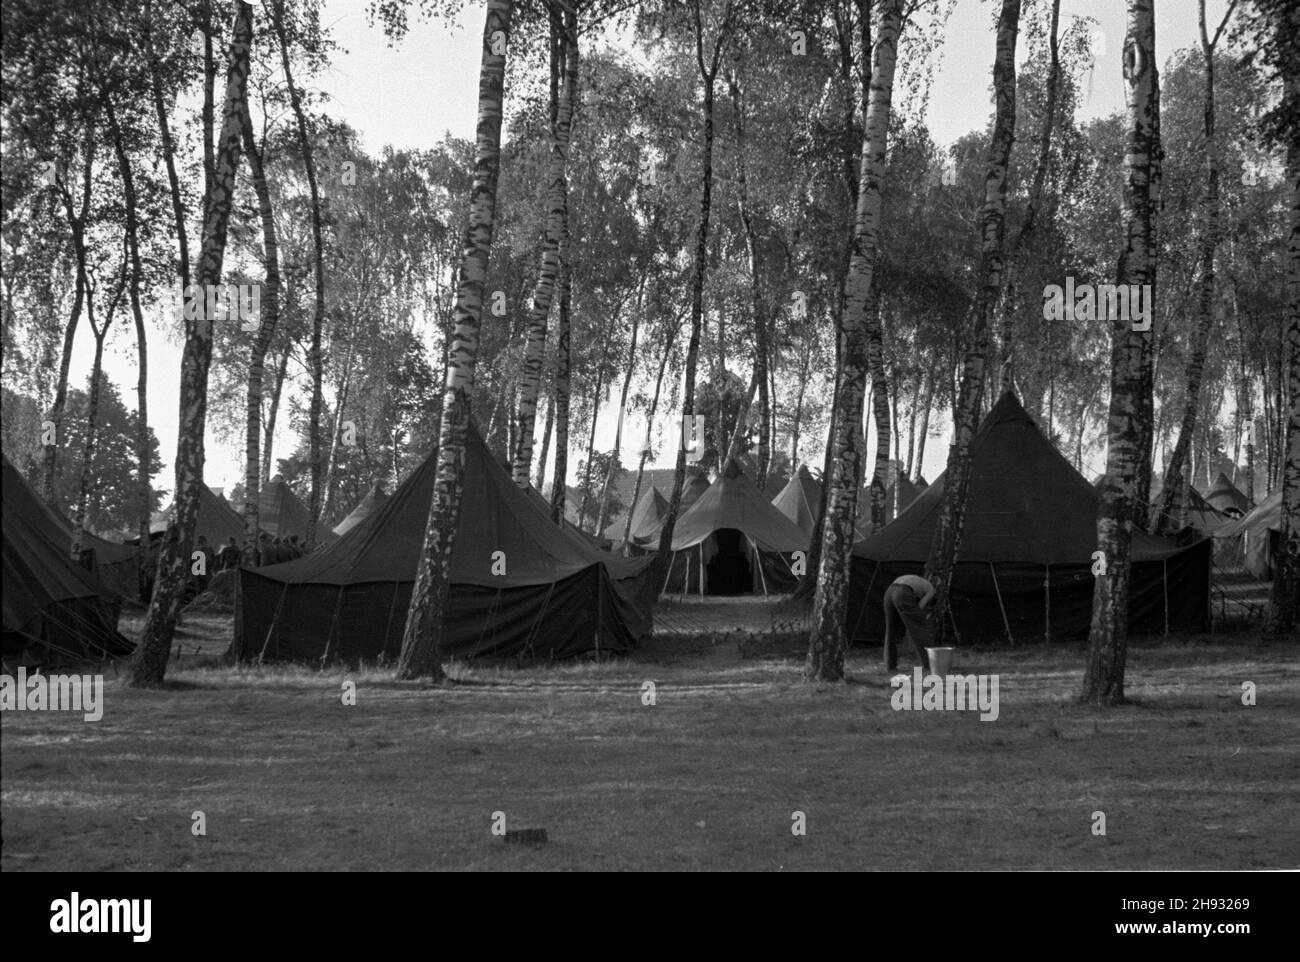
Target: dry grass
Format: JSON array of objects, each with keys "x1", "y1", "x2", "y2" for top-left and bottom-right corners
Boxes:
[{"x1": 2, "y1": 618, "x2": 1297, "y2": 871}]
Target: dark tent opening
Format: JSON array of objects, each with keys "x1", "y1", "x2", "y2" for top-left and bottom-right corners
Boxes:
[{"x1": 704, "y1": 528, "x2": 754, "y2": 595}]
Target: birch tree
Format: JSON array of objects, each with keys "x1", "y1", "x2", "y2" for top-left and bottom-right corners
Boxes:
[
  {"x1": 806, "y1": 0, "x2": 904, "y2": 682},
  {"x1": 1080, "y1": 0, "x2": 1160, "y2": 704},
  {"x1": 397, "y1": 0, "x2": 514, "y2": 680}
]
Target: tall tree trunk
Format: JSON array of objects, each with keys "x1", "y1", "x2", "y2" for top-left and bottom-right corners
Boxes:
[
  {"x1": 320, "y1": 334, "x2": 357, "y2": 521},
  {"x1": 71, "y1": 277, "x2": 124, "y2": 559},
  {"x1": 240, "y1": 95, "x2": 281, "y2": 564},
  {"x1": 1154, "y1": 0, "x2": 1233, "y2": 535},
  {"x1": 652, "y1": 0, "x2": 737, "y2": 579},
  {"x1": 577, "y1": 347, "x2": 609, "y2": 532},
  {"x1": 45, "y1": 136, "x2": 94, "y2": 501},
  {"x1": 806, "y1": 0, "x2": 903, "y2": 682},
  {"x1": 914, "y1": 363, "x2": 935, "y2": 482},
  {"x1": 512, "y1": 6, "x2": 578, "y2": 487},
  {"x1": 550, "y1": 192, "x2": 573, "y2": 522},
  {"x1": 924, "y1": 0, "x2": 1020, "y2": 636},
  {"x1": 397, "y1": 0, "x2": 513, "y2": 680},
  {"x1": 536, "y1": 386, "x2": 554, "y2": 492},
  {"x1": 144, "y1": 0, "x2": 190, "y2": 291},
  {"x1": 728, "y1": 71, "x2": 771, "y2": 489},
  {"x1": 1081, "y1": 0, "x2": 1160, "y2": 704},
  {"x1": 271, "y1": 0, "x2": 327, "y2": 546},
  {"x1": 624, "y1": 313, "x2": 682, "y2": 545},
  {"x1": 999, "y1": 0, "x2": 1059, "y2": 393},
  {"x1": 107, "y1": 99, "x2": 154, "y2": 569},
  {"x1": 263, "y1": 341, "x2": 290, "y2": 485},
  {"x1": 128, "y1": 1, "x2": 252, "y2": 686},
  {"x1": 597, "y1": 303, "x2": 641, "y2": 534},
  {"x1": 866, "y1": 285, "x2": 891, "y2": 530},
  {"x1": 1267, "y1": 0, "x2": 1299, "y2": 635}
]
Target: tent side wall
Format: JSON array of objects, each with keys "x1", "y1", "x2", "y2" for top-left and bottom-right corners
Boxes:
[
  {"x1": 847, "y1": 540, "x2": 1211, "y2": 645},
  {"x1": 234, "y1": 565, "x2": 649, "y2": 664}
]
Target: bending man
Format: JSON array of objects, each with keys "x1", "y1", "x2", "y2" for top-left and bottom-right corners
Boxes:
[{"x1": 883, "y1": 573, "x2": 936, "y2": 672}]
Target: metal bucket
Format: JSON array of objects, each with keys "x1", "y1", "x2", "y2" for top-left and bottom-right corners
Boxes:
[{"x1": 926, "y1": 647, "x2": 954, "y2": 676}]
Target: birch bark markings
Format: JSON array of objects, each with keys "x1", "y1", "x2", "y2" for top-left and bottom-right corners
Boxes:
[
  {"x1": 1081, "y1": 0, "x2": 1160, "y2": 704},
  {"x1": 239, "y1": 98, "x2": 281, "y2": 564},
  {"x1": 923, "y1": 0, "x2": 1020, "y2": 638},
  {"x1": 513, "y1": 6, "x2": 578, "y2": 488},
  {"x1": 128, "y1": 1, "x2": 252, "y2": 687},
  {"x1": 396, "y1": 0, "x2": 513, "y2": 680},
  {"x1": 806, "y1": 0, "x2": 903, "y2": 683}
]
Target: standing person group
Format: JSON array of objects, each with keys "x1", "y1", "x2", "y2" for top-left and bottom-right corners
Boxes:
[{"x1": 256, "y1": 534, "x2": 305, "y2": 567}]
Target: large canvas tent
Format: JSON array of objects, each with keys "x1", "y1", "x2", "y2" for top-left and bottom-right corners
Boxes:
[
  {"x1": 848, "y1": 392, "x2": 1211, "y2": 644},
  {"x1": 603, "y1": 483, "x2": 669, "y2": 546},
  {"x1": 3, "y1": 458, "x2": 133, "y2": 664},
  {"x1": 1220, "y1": 491, "x2": 1283, "y2": 579},
  {"x1": 5, "y1": 457, "x2": 138, "y2": 604},
  {"x1": 1205, "y1": 472, "x2": 1250, "y2": 518},
  {"x1": 665, "y1": 461, "x2": 808, "y2": 595},
  {"x1": 234, "y1": 424, "x2": 656, "y2": 664},
  {"x1": 333, "y1": 483, "x2": 389, "y2": 538}
]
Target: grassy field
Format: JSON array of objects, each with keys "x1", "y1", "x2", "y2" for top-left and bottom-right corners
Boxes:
[{"x1": 3, "y1": 609, "x2": 1297, "y2": 871}]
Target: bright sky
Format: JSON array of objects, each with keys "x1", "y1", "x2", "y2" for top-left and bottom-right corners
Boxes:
[{"x1": 76, "y1": 0, "x2": 1229, "y2": 497}]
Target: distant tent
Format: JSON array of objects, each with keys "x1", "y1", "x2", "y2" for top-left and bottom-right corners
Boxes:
[
  {"x1": 3, "y1": 457, "x2": 133, "y2": 664},
  {"x1": 1205, "y1": 472, "x2": 1250, "y2": 518},
  {"x1": 603, "y1": 484, "x2": 669, "y2": 546},
  {"x1": 234, "y1": 423, "x2": 655, "y2": 664},
  {"x1": 1220, "y1": 491, "x2": 1283, "y2": 579},
  {"x1": 624, "y1": 471, "x2": 711, "y2": 548},
  {"x1": 915, "y1": 476, "x2": 929, "y2": 492},
  {"x1": 665, "y1": 460, "x2": 808, "y2": 595},
  {"x1": 527, "y1": 485, "x2": 612, "y2": 550},
  {"x1": 771, "y1": 466, "x2": 821, "y2": 536},
  {"x1": 1147, "y1": 481, "x2": 1229, "y2": 535},
  {"x1": 334, "y1": 483, "x2": 389, "y2": 538},
  {"x1": 849, "y1": 392, "x2": 1211, "y2": 644},
  {"x1": 259, "y1": 479, "x2": 337, "y2": 543},
  {"x1": 885, "y1": 474, "x2": 920, "y2": 522},
  {"x1": 132, "y1": 481, "x2": 246, "y2": 548}
]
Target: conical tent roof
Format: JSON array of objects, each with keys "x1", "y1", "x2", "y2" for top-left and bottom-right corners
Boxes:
[
  {"x1": 1205, "y1": 472, "x2": 1251, "y2": 516},
  {"x1": 333, "y1": 483, "x2": 389, "y2": 538},
  {"x1": 856, "y1": 392, "x2": 1191, "y2": 566},
  {"x1": 258, "y1": 480, "x2": 337, "y2": 542},
  {"x1": 2, "y1": 457, "x2": 132, "y2": 662},
  {"x1": 771, "y1": 466, "x2": 821, "y2": 536},
  {"x1": 885, "y1": 474, "x2": 920, "y2": 521},
  {"x1": 1148, "y1": 481, "x2": 1228, "y2": 533},
  {"x1": 672, "y1": 461, "x2": 808, "y2": 552},
  {"x1": 138, "y1": 482, "x2": 246, "y2": 546},
  {"x1": 605, "y1": 484, "x2": 669, "y2": 543},
  {"x1": 252, "y1": 425, "x2": 648, "y2": 588}
]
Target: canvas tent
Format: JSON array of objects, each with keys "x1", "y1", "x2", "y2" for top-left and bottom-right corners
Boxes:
[
  {"x1": 1219, "y1": 491, "x2": 1283, "y2": 579},
  {"x1": 234, "y1": 424, "x2": 656, "y2": 664},
  {"x1": 771, "y1": 466, "x2": 870, "y2": 541},
  {"x1": 665, "y1": 460, "x2": 808, "y2": 595},
  {"x1": 3, "y1": 458, "x2": 133, "y2": 664},
  {"x1": 1146, "y1": 481, "x2": 1229, "y2": 536},
  {"x1": 333, "y1": 483, "x2": 389, "y2": 538},
  {"x1": 5, "y1": 458, "x2": 138, "y2": 604},
  {"x1": 848, "y1": 392, "x2": 1211, "y2": 644},
  {"x1": 603, "y1": 483, "x2": 669, "y2": 546},
  {"x1": 133, "y1": 481, "x2": 247, "y2": 547},
  {"x1": 633, "y1": 471, "x2": 711, "y2": 547},
  {"x1": 258, "y1": 479, "x2": 337, "y2": 542},
  {"x1": 1205, "y1": 472, "x2": 1251, "y2": 518}
]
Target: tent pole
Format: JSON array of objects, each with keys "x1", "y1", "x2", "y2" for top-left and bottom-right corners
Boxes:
[
  {"x1": 320, "y1": 584, "x2": 345, "y2": 667},
  {"x1": 1163, "y1": 557, "x2": 1169, "y2": 637},
  {"x1": 258, "y1": 581, "x2": 289, "y2": 664},
  {"x1": 698, "y1": 544, "x2": 704, "y2": 598},
  {"x1": 681, "y1": 552, "x2": 689, "y2": 602},
  {"x1": 661, "y1": 551, "x2": 676, "y2": 600},
  {"x1": 1043, "y1": 565, "x2": 1050, "y2": 644},
  {"x1": 990, "y1": 563, "x2": 1014, "y2": 646},
  {"x1": 750, "y1": 536, "x2": 769, "y2": 596}
]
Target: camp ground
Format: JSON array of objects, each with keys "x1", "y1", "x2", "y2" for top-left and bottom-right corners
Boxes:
[{"x1": 2, "y1": 0, "x2": 1296, "y2": 882}]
